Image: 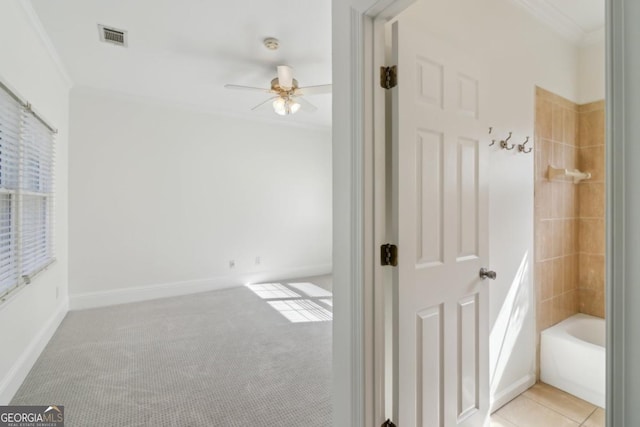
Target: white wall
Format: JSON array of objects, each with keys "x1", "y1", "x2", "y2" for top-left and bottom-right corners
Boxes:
[
  {"x1": 397, "y1": 0, "x2": 579, "y2": 410},
  {"x1": 578, "y1": 39, "x2": 606, "y2": 104},
  {"x1": 68, "y1": 88, "x2": 331, "y2": 309},
  {"x1": 0, "y1": 2, "x2": 70, "y2": 404}
]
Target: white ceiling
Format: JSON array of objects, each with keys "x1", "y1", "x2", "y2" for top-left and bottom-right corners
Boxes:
[
  {"x1": 28, "y1": 0, "x2": 602, "y2": 130},
  {"x1": 549, "y1": 0, "x2": 603, "y2": 33},
  {"x1": 514, "y1": 0, "x2": 604, "y2": 44},
  {"x1": 29, "y1": 0, "x2": 332, "y2": 128}
]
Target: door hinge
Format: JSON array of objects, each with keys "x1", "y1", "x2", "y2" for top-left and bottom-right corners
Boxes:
[
  {"x1": 381, "y1": 419, "x2": 397, "y2": 427},
  {"x1": 380, "y1": 244, "x2": 398, "y2": 266},
  {"x1": 380, "y1": 65, "x2": 397, "y2": 89}
]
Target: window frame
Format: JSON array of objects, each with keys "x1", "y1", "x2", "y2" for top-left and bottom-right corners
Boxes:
[{"x1": 0, "y1": 83, "x2": 56, "y2": 304}]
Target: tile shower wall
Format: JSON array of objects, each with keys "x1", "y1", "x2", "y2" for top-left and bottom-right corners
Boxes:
[
  {"x1": 578, "y1": 101, "x2": 606, "y2": 318},
  {"x1": 534, "y1": 88, "x2": 606, "y2": 376},
  {"x1": 534, "y1": 88, "x2": 580, "y2": 336}
]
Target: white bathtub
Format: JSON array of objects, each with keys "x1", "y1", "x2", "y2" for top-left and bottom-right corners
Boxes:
[{"x1": 540, "y1": 313, "x2": 605, "y2": 407}]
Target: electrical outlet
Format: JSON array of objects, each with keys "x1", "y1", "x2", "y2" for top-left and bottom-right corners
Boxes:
[
  {"x1": 255, "y1": 256, "x2": 261, "y2": 265},
  {"x1": 229, "y1": 260, "x2": 235, "y2": 269}
]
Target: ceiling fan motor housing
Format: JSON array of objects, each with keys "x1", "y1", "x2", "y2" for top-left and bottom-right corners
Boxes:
[{"x1": 271, "y1": 77, "x2": 299, "y2": 93}]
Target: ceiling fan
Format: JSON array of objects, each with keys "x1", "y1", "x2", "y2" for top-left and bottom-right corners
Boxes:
[{"x1": 224, "y1": 65, "x2": 331, "y2": 116}]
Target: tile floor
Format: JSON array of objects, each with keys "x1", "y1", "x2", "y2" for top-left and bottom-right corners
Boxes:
[{"x1": 491, "y1": 383, "x2": 605, "y2": 427}]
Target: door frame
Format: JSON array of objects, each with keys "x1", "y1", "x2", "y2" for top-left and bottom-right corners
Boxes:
[
  {"x1": 332, "y1": 1, "x2": 414, "y2": 426},
  {"x1": 334, "y1": 0, "x2": 626, "y2": 426}
]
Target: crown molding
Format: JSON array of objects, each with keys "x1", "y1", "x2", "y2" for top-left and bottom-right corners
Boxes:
[
  {"x1": 18, "y1": 1, "x2": 73, "y2": 89},
  {"x1": 512, "y1": 0, "x2": 603, "y2": 45}
]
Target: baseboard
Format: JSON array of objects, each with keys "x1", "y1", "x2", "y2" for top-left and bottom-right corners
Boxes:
[
  {"x1": 70, "y1": 264, "x2": 332, "y2": 311},
  {"x1": 491, "y1": 373, "x2": 536, "y2": 413},
  {"x1": 0, "y1": 300, "x2": 68, "y2": 405}
]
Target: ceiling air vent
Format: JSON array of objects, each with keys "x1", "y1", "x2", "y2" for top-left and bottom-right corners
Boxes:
[{"x1": 98, "y1": 25, "x2": 127, "y2": 47}]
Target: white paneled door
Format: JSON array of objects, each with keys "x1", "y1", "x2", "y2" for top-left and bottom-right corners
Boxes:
[{"x1": 391, "y1": 20, "x2": 490, "y2": 427}]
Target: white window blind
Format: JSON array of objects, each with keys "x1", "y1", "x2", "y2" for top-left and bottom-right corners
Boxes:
[
  {"x1": 0, "y1": 84, "x2": 55, "y2": 301},
  {"x1": 20, "y1": 110, "x2": 54, "y2": 278},
  {"x1": 0, "y1": 89, "x2": 20, "y2": 298}
]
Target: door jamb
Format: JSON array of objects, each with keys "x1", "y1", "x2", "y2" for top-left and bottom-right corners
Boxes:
[{"x1": 333, "y1": 1, "x2": 414, "y2": 426}]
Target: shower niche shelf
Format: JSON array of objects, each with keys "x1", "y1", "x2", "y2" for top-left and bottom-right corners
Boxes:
[{"x1": 547, "y1": 165, "x2": 591, "y2": 184}]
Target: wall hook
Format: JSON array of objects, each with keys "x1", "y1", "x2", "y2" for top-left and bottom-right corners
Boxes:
[
  {"x1": 500, "y1": 132, "x2": 515, "y2": 150},
  {"x1": 488, "y1": 127, "x2": 496, "y2": 146},
  {"x1": 518, "y1": 136, "x2": 532, "y2": 153}
]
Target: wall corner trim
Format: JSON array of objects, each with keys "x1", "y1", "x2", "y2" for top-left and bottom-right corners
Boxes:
[
  {"x1": 0, "y1": 300, "x2": 69, "y2": 405},
  {"x1": 18, "y1": 1, "x2": 73, "y2": 89}
]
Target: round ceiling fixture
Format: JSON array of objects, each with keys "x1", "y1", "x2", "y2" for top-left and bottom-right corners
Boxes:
[{"x1": 263, "y1": 37, "x2": 280, "y2": 51}]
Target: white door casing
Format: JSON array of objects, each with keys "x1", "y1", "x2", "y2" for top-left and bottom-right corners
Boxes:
[{"x1": 391, "y1": 21, "x2": 490, "y2": 426}]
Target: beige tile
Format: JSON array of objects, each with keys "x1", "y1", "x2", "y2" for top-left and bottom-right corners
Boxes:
[
  {"x1": 562, "y1": 184, "x2": 577, "y2": 220},
  {"x1": 536, "y1": 99, "x2": 553, "y2": 140},
  {"x1": 579, "y1": 109, "x2": 605, "y2": 147},
  {"x1": 538, "y1": 260, "x2": 554, "y2": 300},
  {"x1": 570, "y1": 185, "x2": 579, "y2": 219},
  {"x1": 578, "y1": 254, "x2": 605, "y2": 291},
  {"x1": 563, "y1": 108, "x2": 578, "y2": 146},
  {"x1": 538, "y1": 140, "x2": 553, "y2": 181},
  {"x1": 578, "y1": 183, "x2": 605, "y2": 218},
  {"x1": 537, "y1": 220, "x2": 553, "y2": 260},
  {"x1": 560, "y1": 219, "x2": 571, "y2": 255},
  {"x1": 552, "y1": 142, "x2": 565, "y2": 168},
  {"x1": 583, "y1": 408, "x2": 605, "y2": 427},
  {"x1": 579, "y1": 288, "x2": 593, "y2": 314},
  {"x1": 578, "y1": 146, "x2": 605, "y2": 182},
  {"x1": 539, "y1": 299, "x2": 553, "y2": 330},
  {"x1": 563, "y1": 290, "x2": 579, "y2": 318},
  {"x1": 578, "y1": 219, "x2": 605, "y2": 255},
  {"x1": 552, "y1": 296, "x2": 564, "y2": 325},
  {"x1": 523, "y1": 383, "x2": 595, "y2": 424},
  {"x1": 551, "y1": 220, "x2": 564, "y2": 259},
  {"x1": 552, "y1": 104, "x2": 564, "y2": 141},
  {"x1": 563, "y1": 254, "x2": 578, "y2": 292},
  {"x1": 534, "y1": 182, "x2": 551, "y2": 219},
  {"x1": 552, "y1": 257, "x2": 564, "y2": 297},
  {"x1": 565, "y1": 219, "x2": 578, "y2": 255},
  {"x1": 579, "y1": 288, "x2": 606, "y2": 318},
  {"x1": 491, "y1": 414, "x2": 518, "y2": 427},
  {"x1": 551, "y1": 184, "x2": 564, "y2": 219},
  {"x1": 580, "y1": 289, "x2": 605, "y2": 319},
  {"x1": 495, "y1": 395, "x2": 579, "y2": 427},
  {"x1": 563, "y1": 144, "x2": 577, "y2": 173},
  {"x1": 578, "y1": 100, "x2": 605, "y2": 113}
]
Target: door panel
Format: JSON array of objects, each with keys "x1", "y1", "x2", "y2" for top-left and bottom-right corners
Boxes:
[
  {"x1": 392, "y1": 19, "x2": 489, "y2": 427},
  {"x1": 416, "y1": 130, "x2": 444, "y2": 266},
  {"x1": 416, "y1": 305, "x2": 444, "y2": 427}
]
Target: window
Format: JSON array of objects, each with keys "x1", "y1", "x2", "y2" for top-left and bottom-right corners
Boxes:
[{"x1": 0, "y1": 85, "x2": 55, "y2": 300}]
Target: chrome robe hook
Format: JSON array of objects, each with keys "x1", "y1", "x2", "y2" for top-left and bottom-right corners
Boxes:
[
  {"x1": 518, "y1": 136, "x2": 532, "y2": 153},
  {"x1": 500, "y1": 132, "x2": 515, "y2": 150}
]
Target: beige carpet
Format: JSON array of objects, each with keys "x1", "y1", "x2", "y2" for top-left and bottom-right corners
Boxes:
[{"x1": 11, "y1": 277, "x2": 332, "y2": 426}]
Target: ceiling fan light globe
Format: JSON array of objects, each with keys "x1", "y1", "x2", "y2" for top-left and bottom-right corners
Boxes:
[
  {"x1": 289, "y1": 100, "x2": 301, "y2": 114},
  {"x1": 273, "y1": 97, "x2": 287, "y2": 115},
  {"x1": 272, "y1": 97, "x2": 301, "y2": 116}
]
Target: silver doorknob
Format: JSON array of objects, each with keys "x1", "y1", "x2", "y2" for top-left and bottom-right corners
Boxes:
[{"x1": 479, "y1": 268, "x2": 497, "y2": 280}]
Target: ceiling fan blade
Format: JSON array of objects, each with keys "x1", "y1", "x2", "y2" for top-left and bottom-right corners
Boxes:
[
  {"x1": 295, "y1": 84, "x2": 332, "y2": 96},
  {"x1": 277, "y1": 65, "x2": 294, "y2": 90},
  {"x1": 295, "y1": 96, "x2": 318, "y2": 113},
  {"x1": 224, "y1": 84, "x2": 272, "y2": 93},
  {"x1": 251, "y1": 96, "x2": 279, "y2": 111}
]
